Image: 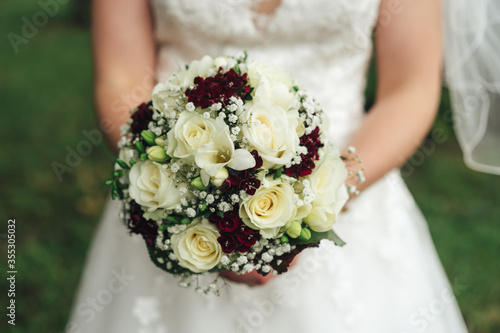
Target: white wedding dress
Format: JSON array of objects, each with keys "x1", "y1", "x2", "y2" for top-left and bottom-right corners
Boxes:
[{"x1": 69, "y1": 0, "x2": 469, "y2": 332}]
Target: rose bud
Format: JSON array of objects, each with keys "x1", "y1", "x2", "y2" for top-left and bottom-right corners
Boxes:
[
  {"x1": 286, "y1": 220, "x2": 302, "y2": 239},
  {"x1": 211, "y1": 167, "x2": 229, "y2": 187},
  {"x1": 298, "y1": 227, "x2": 312, "y2": 241},
  {"x1": 146, "y1": 146, "x2": 169, "y2": 162},
  {"x1": 141, "y1": 130, "x2": 157, "y2": 146},
  {"x1": 191, "y1": 176, "x2": 208, "y2": 190},
  {"x1": 155, "y1": 137, "x2": 166, "y2": 146}
]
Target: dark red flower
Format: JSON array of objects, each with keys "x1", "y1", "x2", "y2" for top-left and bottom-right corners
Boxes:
[
  {"x1": 209, "y1": 212, "x2": 223, "y2": 224},
  {"x1": 228, "y1": 171, "x2": 248, "y2": 188},
  {"x1": 236, "y1": 232, "x2": 258, "y2": 248},
  {"x1": 127, "y1": 201, "x2": 158, "y2": 247},
  {"x1": 284, "y1": 127, "x2": 324, "y2": 178},
  {"x1": 240, "y1": 178, "x2": 261, "y2": 195},
  {"x1": 237, "y1": 224, "x2": 258, "y2": 236},
  {"x1": 220, "y1": 178, "x2": 232, "y2": 193},
  {"x1": 130, "y1": 102, "x2": 153, "y2": 135},
  {"x1": 218, "y1": 234, "x2": 238, "y2": 253},
  {"x1": 218, "y1": 210, "x2": 239, "y2": 232},
  {"x1": 185, "y1": 68, "x2": 251, "y2": 109},
  {"x1": 221, "y1": 170, "x2": 260, "y2": 195},
  {"x1": 237, "y1": 244, "x2": 251, "y2": 253},
  {"x1": 250, "y1": 150, "x2": 263, "y2": 170}
]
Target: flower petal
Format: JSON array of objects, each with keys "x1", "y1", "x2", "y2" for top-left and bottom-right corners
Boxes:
[{"x1": 228, "y1": 149, "x2": 256, "y2": 171}]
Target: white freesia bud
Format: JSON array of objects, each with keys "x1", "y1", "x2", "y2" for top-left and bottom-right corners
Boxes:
[
  {"x1": 309, "y1": 149, "x2": 349, "y2": 214},
  {"x1": 304, "y1": 205, "x2": 336, "y2": 232},
  {"x1": 191, "y1": 176, "x2": 208, "y2": 190},
  {"x1": 211, "y1": 167, "x2": 229, "y2": 187},
  {"x1": 286, "y1": 220, "x2": 302, "y2": 238},
  {"x1": 155, "y1": 137, "x2": 166, "y2": 146},
  {"x1": 146, "y1": 146, "x2": 169, "y2": 162}
]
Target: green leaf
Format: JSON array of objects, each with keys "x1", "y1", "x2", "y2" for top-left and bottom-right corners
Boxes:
[
  {"x1": 291, "y1": 229, "x2": 346, "y2": 246},
  {"x1": 327, "y1": 229, "x2": 346, "y2": 247},
  {"x1": 293, "y1": 85, "x2": 299, "y2": 92},
  {"x1": 104, "y1": 179, "x2": 114, "y2": 186},
  {"x1": 111, "y1": 183, "x2": 118, "y2": 200},
  {"x1": 113, "y1": 170, "x2": 123, "y2": 177},
  {"x1": 115, "y1": 158, "x2": 129, "y2": 170},
  {"x1": 140, "y1": 153, "x2": 148, "y2": 161},
  {"x1": 273, "y1": 168, "x2": 283, "y2": 179},
  {"x1": 217, "y1": 211, "x2": 224, "y2": 218},
  {"x1": 181, "y1": 218, "x2": 191, "y2": 224}
]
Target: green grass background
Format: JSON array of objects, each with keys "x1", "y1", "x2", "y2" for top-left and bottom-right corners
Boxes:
[{"x1": 1, "y1": 1, "x2": 499, "y2": 332}]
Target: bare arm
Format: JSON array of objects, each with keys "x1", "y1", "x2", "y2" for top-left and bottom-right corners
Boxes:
[
  {"x1": 92, "y1": 0, "x2": 156, "y2": 150},
  {"x1": 346, "y1": 0, "x2": 442, "y2": 191}
]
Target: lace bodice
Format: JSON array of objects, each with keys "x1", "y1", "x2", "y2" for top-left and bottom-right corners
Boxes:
[{"x1": 151, "y1": 0, "x2": 381, "y2": 147}]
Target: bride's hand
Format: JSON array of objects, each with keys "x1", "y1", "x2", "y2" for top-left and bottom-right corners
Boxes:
[
  {"x1": 219, "y1": 269, "x2": 275, "y2": 286},
  {"x1": 219, "y1": 254, "x2": 300, "y2": 287}
]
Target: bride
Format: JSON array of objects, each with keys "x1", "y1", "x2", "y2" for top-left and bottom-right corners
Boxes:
[{"x1": 68, "y1": 0, "x2": 472, "y2": 332}]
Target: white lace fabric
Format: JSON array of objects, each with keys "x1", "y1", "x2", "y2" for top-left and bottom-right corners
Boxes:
[
  {"x1": 68, "y1": 1, "x2": 468, "y2": 332},
  {"x1": 153, "y1": 0, "x2": 379, "y2": 148}
]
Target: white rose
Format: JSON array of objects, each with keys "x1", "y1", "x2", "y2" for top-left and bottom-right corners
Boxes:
[
  {"x1": 247, "y1": 61, "x2": 293, "y2": 89},
  {"x1": 195, "y1": 116, "x2": 255, "y2": 180},
  {"x1": 152, "y1": 56, "x2": 215, "y2": 114},
  {"x1": 253, "y1": 76, "x2": 297, "y2": 112},
  {"x1": 304, "y1": 205, "x2": 336, "y2": 232},
  {"x1": 128, "y1": 160, "x2": 185, "y2": 212},
  {"x1": 152, "y1": 72, "x2": 193, "y2": 114},
  {"x1": 187, "y1": 55, "x2": 215, "y2": 78},
  {"x1": 304, "y1": 149, "x2": 349, "y2": 231},
  {"x1": 214, "y1": 56, "x2": 228, "y2": 69},
  {"x1": 253, "y1": 77, "x2": 303, "y2": 138},
  {"x1": 309, "y1": 149, "x2": 349, "y2": 211},
  {"x1": 213, "y1": 56, "x2": 236, "y2": 71},
  {"x1": 166, "y1": 112, "x2": 216, "y2": 162},
  {"x1": 239, "y1": 178, "x2": 295, "y2": 238},
  {"x1": 240, "y1": 101, "x2": 299, "y2": 169},
  {"x1": 170, "y1": 218, "x2": 222, "y2": 273}
]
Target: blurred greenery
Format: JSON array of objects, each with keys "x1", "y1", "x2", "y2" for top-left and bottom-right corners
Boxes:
[{"x1": 1, "y1": 1, "x2": 499, "y2": 332}]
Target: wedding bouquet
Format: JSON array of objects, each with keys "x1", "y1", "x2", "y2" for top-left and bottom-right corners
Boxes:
[{"x1": 108, "y1": 53, "x2": 362, "y2": 293}]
